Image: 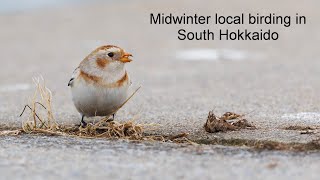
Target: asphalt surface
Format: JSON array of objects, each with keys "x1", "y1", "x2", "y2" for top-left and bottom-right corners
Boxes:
[
  {"x1": 1, "y1": 135, "x2": 320, "y2": 180},
  {"x1": 0, "y1": 0, "x2": 320, "y2": 179}
]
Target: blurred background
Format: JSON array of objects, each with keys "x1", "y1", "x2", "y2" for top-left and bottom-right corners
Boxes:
[
  {"x1": 1, "y1": 1, "x2": 320, "y2": 179},
  {"x1": 0, "y1": 0, "x2": 319, "y2": 135}
]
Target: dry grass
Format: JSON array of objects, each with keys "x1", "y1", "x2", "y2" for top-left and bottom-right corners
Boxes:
[
  {"x1": 21, "y1": 77, "x2": 58, "y2": 133},
  {"x1": 12, "y1": 77, "x2": 192, "y2": 144},
  {"x1": 204, "y1": 111, "x2": 256, "y2": 133},
  {"x1": 0, "y1": 130, "x2": 22, "y2": 136},
  {"x1": 283, "y1": 125, "x2": 317, "y2": 135},
  {"x1": 284, "y1": 125, "x2": 315, "y2": 131},
  {"x1": 196, "y1": 138, "x2": 320, "y2": 152}
]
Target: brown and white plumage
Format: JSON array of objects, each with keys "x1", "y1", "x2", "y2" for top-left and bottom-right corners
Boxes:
[{"x1": 68, "y1": 45, "x2": 132, "y2": 125}]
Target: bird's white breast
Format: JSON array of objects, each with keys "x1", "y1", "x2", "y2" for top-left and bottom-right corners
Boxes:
[{"x1": 71, "y1": 76, "x2": 130, "y2": 117}]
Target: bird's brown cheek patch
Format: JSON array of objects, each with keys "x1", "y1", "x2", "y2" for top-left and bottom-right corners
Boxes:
[{"x1": 96, "y1": 58, "x2": 109, "y2": 68}]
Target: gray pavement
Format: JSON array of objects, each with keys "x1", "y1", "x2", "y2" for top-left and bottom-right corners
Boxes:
[
  {"x1": 1, "y1": 135, "x2": 320, "y2": 180},
  {"x1": 1, "y1": 0, "x2": 320, "y2": 179}
]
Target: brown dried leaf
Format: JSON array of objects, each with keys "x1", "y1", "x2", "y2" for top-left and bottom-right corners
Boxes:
[{"x1": 204, "y1": 111, "x2": 237, "y2": 133}]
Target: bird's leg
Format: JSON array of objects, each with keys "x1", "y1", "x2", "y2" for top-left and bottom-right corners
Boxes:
[
  {"x1": 81, "y1": 115, "x2": 87, "y2": 128},
  {"x1": 106, "y1": 113, "x2": 115, "y2": 122}
]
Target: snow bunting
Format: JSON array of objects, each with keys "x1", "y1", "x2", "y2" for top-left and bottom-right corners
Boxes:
[{"x1": 68, "y1": 45, "x2": 133, "y2": 126}]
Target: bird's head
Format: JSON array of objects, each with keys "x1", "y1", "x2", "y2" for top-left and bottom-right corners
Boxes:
[
  {"x1": 93, "y1": 45, "x2": 132, "y2": 65},
  {"x1": 81, "y1": 45, "x2": 133, "y2": 71}
]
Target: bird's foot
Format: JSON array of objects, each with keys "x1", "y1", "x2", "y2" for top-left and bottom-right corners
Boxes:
[
  {"x1": 105, "y1": 114, "x2": 115, "y2": 122},
  {"x1": 80, "y1": 115, "x2": 87, "y2": 128},
  {"x1": 80, "y1": 121, "x2": 87, "y2": 128}
]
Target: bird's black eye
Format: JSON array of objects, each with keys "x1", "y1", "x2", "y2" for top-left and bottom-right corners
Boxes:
[{"x1": 108, "y1": 52, "x2": 114, "y2": 57}]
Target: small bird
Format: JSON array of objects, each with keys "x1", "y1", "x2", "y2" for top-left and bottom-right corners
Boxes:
[{"x1": 68, "y1": 45, "x2": 133, "y2": 126}]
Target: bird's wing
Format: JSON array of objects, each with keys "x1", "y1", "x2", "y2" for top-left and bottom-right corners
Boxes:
[{"x1": 68, "y1": 67, "x2": 80, "y2": 87}]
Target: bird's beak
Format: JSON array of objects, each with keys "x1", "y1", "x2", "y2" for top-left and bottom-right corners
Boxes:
[{"x1": 119, "y1": 52, "x2": 133, "y2": 63}]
